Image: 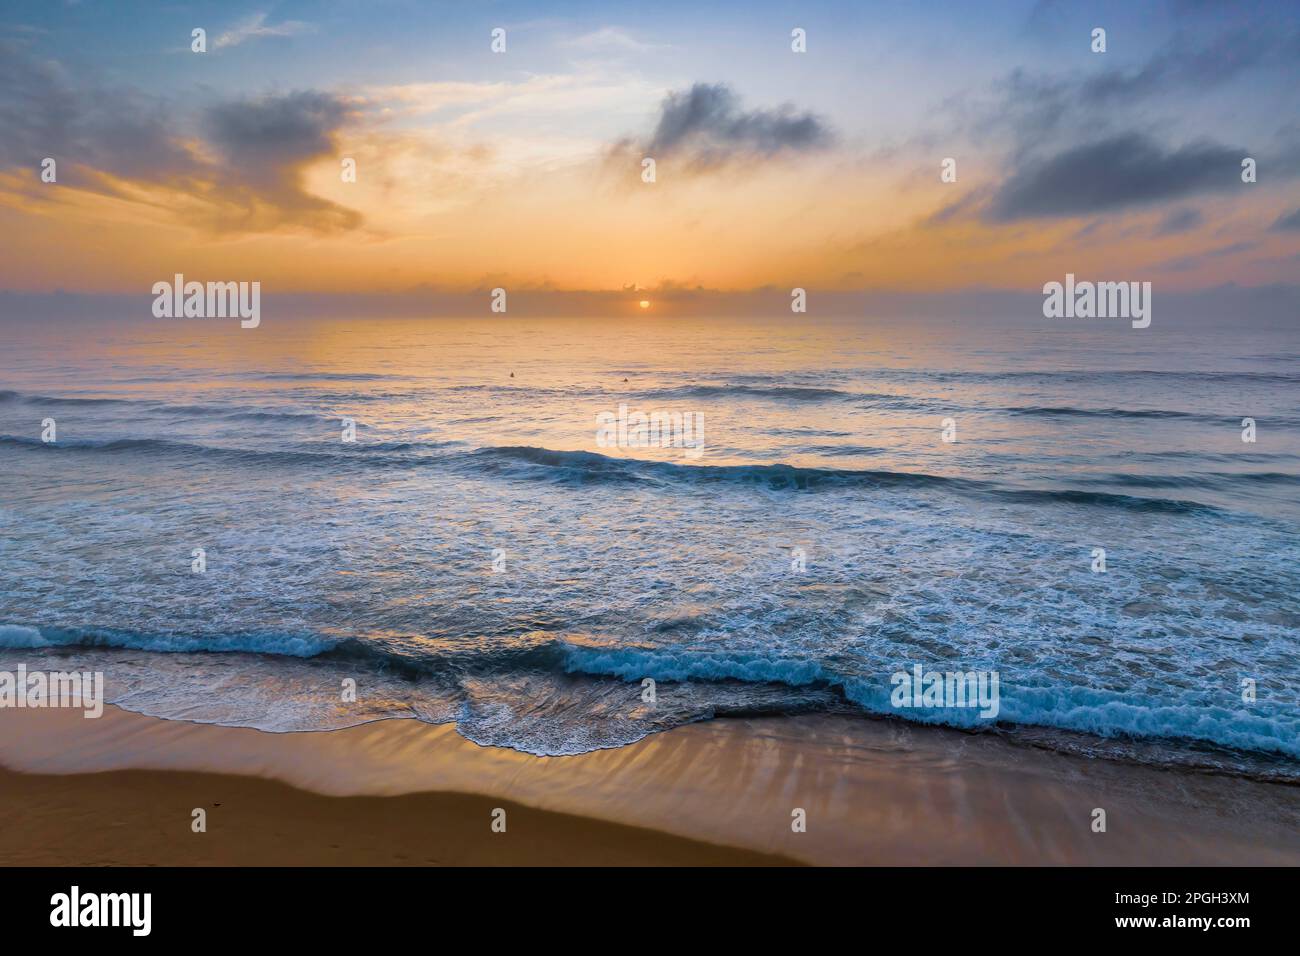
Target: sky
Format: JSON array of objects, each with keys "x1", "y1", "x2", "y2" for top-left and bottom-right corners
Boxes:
[{"x1": 0, "y1": 0, "x2": 1298, "y2": 310}]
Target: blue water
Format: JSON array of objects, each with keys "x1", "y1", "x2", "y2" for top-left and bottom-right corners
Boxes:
[{"x1": 0, "y1": 314, "x2": 1296, "y2": 773}]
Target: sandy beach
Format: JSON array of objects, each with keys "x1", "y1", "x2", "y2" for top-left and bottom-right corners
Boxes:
[
  {"x1": 0, "y1": 762, "x2": 789, "y2": 866},
  {"x1": 2, "y1": 705, "x2": 1298, "y2": 866}
]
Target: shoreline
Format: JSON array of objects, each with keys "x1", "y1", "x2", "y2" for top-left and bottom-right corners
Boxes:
[{"x1": 2, "y1": 705, "x2": 1299, "y2": 866}]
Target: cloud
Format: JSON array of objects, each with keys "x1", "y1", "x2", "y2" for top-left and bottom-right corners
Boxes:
[
  {"x1": 206, "y1": 91, "x2": 349, "y2": 165},
  {"x1": 1206, "y1": 241, "x2": 1257, "y2": 257},
  {"x1": 1154, "y1": 207, "x2": 1204, "y2": 235},
  {"x1": 0, "y1": 39, "x2": 201, "y2": 186},
  {"x1": 618, "y1": 83, "x2": 834, "y2": 169},
  {"x1": 202, "y1": 91, "x2": 361, "y2": 232},
  {"x1": 987, "y1": 134, "x2": 1245, "y2": 221},
  {"x1": 0, "y1": 42, "x2": 360, "y2": 234},
  {"x1": 214, "y1": 12, "x2": 313, "y2": 50},
  {"x1": 952, "y1": 24, "x2": 1299, "y2": 152},
  {"x1": 1272, "y1": 207, "x2": 1300, "y2": 231},
  {"x1": 1078, "y1": 27, "x2": 1298, "y2": 105},
  {"x1": 563, "y1": 27, "x2": 665, "y2": 55},
  {"x1": 1160, "y1": 240, "x2": 1258, "y2": 272},
  {"x1": 650, "y1": 84, "x2": 833, "y2": 158},
  {"x1": 366, "y1": 72, "x2": 661, "y2": 134},
  {"x1": 923, "y1": 188, "x2": 992, "y2": 227}
]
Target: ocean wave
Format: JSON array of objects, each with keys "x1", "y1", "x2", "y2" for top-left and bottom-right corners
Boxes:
[
  {"x1": 558, "y1": 641, "x2": 1300, "y2": 763},
  {"x1": 473, "y1": 445, "x2": 967, "y2": 491},
  {"x1": 443, "y1": 383, "x2": 609, "y2": 397},
  {"x1": 0, "y1": 390, "x2": 342, "y2": 423},
  {"x1": 0, "y1": 623, "x2": 336, "y2": 657},
  {"x1": 1076, "y1": 471, "x2": 1300, "y2": 490},
  {"x1": 472, "y1": 446, "x2": 1222, "y2": 512},
  {"x1": 0, "y1": 434, "x2": 352, "y2": 468},
  {"x1": 0, "y1": 623, "x2": 567, "y2": 677},
  {"x1": 220, "y1": 371, "x2": 405, "y2": 382},
  {"x1": 2, "y1": 432, "x2": 1227, "y2": 513},
  {"x1": 889, "y1": 368, "x2": 1300, "y2": 386},
  {"x1": 0, "y1": 390, "x2": 131, "y2": 406},
  {"x1": 561, "y1": 641, "x2": 830, "y2": 685},
  {"x1": 990, "y1": 486, "x2": 1217, "y2": 513},
  {"x1": 8, "y1": 386, "x2": 1292, "y2": 432},
  {"x1": 638, "y1": 384, "x2": 859, "y2": 401},
  {"x1": 6, "y1": 623, "x2": 1291, "y2": 769},
  {"x1": 0, "y1": 434, "x2": 463, "y2": 469},
  {"x1": 1000, "y1": 405, "x2": 1221, "y2": 421},
  {"x1": 154, "y1": 405, "x2": 332, "y2": 423}
]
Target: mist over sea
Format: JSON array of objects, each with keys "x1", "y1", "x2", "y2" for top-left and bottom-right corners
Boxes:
[{"x1": 1, "y1": 314, "x2": 1297, "y2": 775}]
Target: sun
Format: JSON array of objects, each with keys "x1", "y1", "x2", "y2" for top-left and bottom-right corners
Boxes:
[{"x1": 638, "y1": 300, "x2": 650, "y2": 309}]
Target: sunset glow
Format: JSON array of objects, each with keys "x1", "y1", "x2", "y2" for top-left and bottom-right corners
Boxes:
[{"x1": 0, "y1": 2, "x2": 1294, "y2": 309}]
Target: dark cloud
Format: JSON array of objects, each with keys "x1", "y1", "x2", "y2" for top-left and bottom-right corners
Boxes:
[
  {"x1": 1205, "y1": 241, "x2": 1258, "y2": 257},
  {"x1": 0, "y1": 39, "x2": 199, "y2": 187},
  {"x1": 206, "y1": 92, "x2": 349, "y2": 166},
  {"x1": 924, "y1": 187, "x2": 992, "y2": 227},
  {"x1": 1079, "y1": 28, "x2": 1298, "y2": 105},
  {"x1": 1272, "y1": 207, "x2": 1300, "y2": 231},
  {"x1": 0, "y1": 41, "x2": 360, "y2": 234},
  {"x1": 620, "y1": 83, "x2": 833, "y2": 169},
  {"x1": 1160, "y1": 240, "x2": 1259, "y2": 272},
  {"x1": 986, "y1": 70, "x2": 1074, "y2": 145},
  {"x1": 1154, "y1": 207, "x2": 1204, "y2": 235},
  {"x1": 956, "y1": 24, "x2": 1299, "y2": 152},
  {"x1": 203, "y1": 91, "x2": 360, "y2": 232},
  {"x1": 986, "y1": 134, "x2": 1245, "y2": 221}
]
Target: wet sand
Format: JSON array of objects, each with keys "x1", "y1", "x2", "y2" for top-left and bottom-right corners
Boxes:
[
  {"x1": 0, "y1": 763, "x2": 790, "y2": 866},
  {"x1": 2, "y1": 705, "x2": 1298, "y2": 865}
]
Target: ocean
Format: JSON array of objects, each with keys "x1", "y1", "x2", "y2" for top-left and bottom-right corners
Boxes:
[{"x1": 1, "y1": 314, "x2": 1297, "y2": 776}]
